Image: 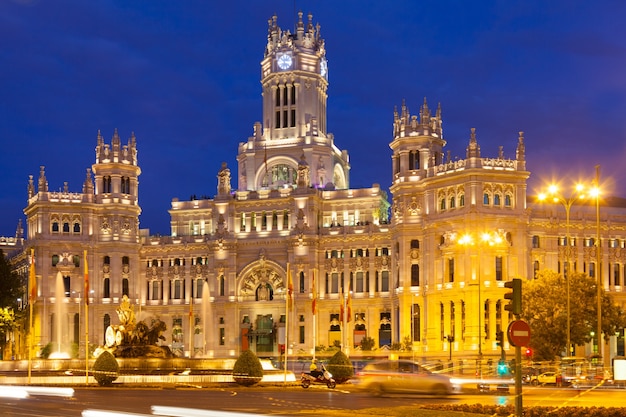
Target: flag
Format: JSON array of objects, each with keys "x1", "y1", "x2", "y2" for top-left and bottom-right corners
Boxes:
[
  {"x1": 29, "y1": 248, "x2": 36, "y2": 303},
  {"x1": 287, "y1": 263, "x2": 293, "y2": 311},
  {"x1": 83, "y1": 250, "x2": 89, "y2": 305},
  {"x1": 339, "y1": 287, "x2": 344, "y2": 322},
  {"x1": 347, "y1": 285, "x2": 353, "y2": 323},
  {"x1": 311, "y1": 269, "x2": 317, "y2": 315}
]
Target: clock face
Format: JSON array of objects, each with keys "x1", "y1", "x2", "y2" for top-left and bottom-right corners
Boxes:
[
  {"x1": 320, "y1": 59, "x2": 328, "y2": 77},
  {"x1": 278, "y1": 54, "x2": 292, "y2": 70}
]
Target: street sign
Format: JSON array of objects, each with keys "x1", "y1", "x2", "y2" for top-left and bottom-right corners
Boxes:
[{"x1": 507, "y1": 320, "x2": 531, "y2": 347}]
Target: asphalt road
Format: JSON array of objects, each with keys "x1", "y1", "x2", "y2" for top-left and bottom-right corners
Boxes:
[{"x1": 2, "y1": 385, "x2": 626, "y2": 417}]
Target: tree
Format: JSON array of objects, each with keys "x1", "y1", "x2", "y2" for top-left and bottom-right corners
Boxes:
[
  {"x1": 0, "y1": 249, "x2": 23, "y2": 308},
  {"x1": 93, "y1": 350, "x2": 119, "y2": 386},
  {"x1": 232, "y1": 349, "x2": 263, "y2": 386},
  {"x1": 326, "y1": 350, "x2": 354, "y2": 383},
  {"x1": 521, "y1": 270, "x2": 626, "y2": 361}
]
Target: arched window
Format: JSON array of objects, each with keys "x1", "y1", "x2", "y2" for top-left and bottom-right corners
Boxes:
[
  {"x1": 122, "y1": 278, "x2": 129, "y2": 296},
  {"x1": 483, "y1": 193, "x2": 490, "y2": 205},
  {"x1": 459, "y1": 194, "x2": 465, "y2": 207},
  {"x1": 73, "y1": 222, "x2": 81, "y2": 233},
  {"x1": 450, "y1": 196, "x2": 456, "y2": 208},
  {"x1": 494, "y1": 194, "x2": 501, "y2": 206},
  {"x1": 218, "y1": 275, "x2": 225, "y2": 297},
  {"x1": 103, "y1": 314, "x2": 111, "y2": 341},
  {"x1": 52, "y1": 221, "x2": 59, "y2": 232},
  {"x1": 62, "y1": 222, "x2": 70, "y2": 233},
  {"x1": 505, "y1": 194, "x2": 512, "y2": 207},
  {"x1": 532, "y1": 235, "x2": 540, "y2": 248},
  {"x1": 103, "y1": 176, "x2": 112, "y2": 193},
  {"x1": 104, "y1": 278, "x2": 110, "y2": 298},
  {"x1": 533, "y1": 261, "x2": 540, "y2": 278},
  {"x1": 440, "y1": 198, "x2": 446, "y2": 210}
]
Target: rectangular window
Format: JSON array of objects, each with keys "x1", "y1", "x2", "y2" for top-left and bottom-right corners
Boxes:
[
  {"x1": 411, "y1": 264, "x2": 420, "y2": 286},
  {"x1": 495, "y1": 256, "x2": 503, "y2": 281},
  {"x1": 283, "y1": 110, "x2": 288, "y2": 128},
  {"x1": 275, "y1": 111, "x2": 280, "y2": 127},
  {"x1": 290, "y1": 109, "x2": 296, "y2": 127},
  {"x1": 356, "y1": 272, "x2": 364, "y2": 292},
  {"x1": 331, "y1": 273, "x2": 339, "y2": 293},
  {"x1": 381, "y1": 270, "x2": 389, "y2": 292},
  {"x1": 299, "y1": 325, "x2": 305, "y2": 344},
  {"x1": 448, "y1": 258, "x2": 454, "y2": 282},
  {"x1": 219, "y1": 327, "x2": 225, "y2": 345},
  {"x1": 589, "y1": 262, "x2": 596, "y2": 278}
]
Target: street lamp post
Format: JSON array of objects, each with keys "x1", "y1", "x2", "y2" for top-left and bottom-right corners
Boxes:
[
  {"x1": 538, "y1": 183, "x2": 587, "y2": 357},
  {"x1": 593, "y1": 166, "x2": 602, "y2": 361}
]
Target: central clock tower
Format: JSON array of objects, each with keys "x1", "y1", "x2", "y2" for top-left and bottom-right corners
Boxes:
[{"x1": 236, "y1": 12, "x2": 349, "y2": 191}]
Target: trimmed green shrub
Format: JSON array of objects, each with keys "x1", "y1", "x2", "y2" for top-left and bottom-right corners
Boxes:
[
  {"x1": 232, "y1": 350, "x2": 263, "y2": 386},
  {"x1": 360, "y1": 336, "x2": 375, "y2": 351},
  {"x1": 326, "y1": 350, "x2": 353, "y2": 383},
  {"x1": 93, "y1": 350, "x2": 119, "y2": 386}
]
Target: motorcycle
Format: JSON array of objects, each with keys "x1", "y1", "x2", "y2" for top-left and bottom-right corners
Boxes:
[{"x1": 301, "y1": 365, "x2": 336, "y2": 389}]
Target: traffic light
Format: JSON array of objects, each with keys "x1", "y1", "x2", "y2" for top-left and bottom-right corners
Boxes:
[
  {"x1": 504, "y1": 278, "x2": 522, "y2": 316},
  {"x1": 496, "y1": 330, "x2": 504, "y2": 348},
  {"x1": 525, "y1": 348, "x2": 533, "y2": 359},
  {"x1": 497, "y1": 359, "x2": 508, "y2": 376}
]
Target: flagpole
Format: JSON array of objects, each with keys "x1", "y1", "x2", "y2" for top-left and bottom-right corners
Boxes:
[
  {"x1": 85, "y1": 296, "x2": 89, "y2": 384},
  {"x1": 28, "y1": 248, "x2": 36, "y2": 384},
  {"x1": 28, "y1": 301, "x2": 33, "y2": 384},
  {"x1": 84, "y1": 250, "x2": 90, "y2": 384},
  {"x1": 189, "y1": 295, "x2": 194, "y2": 358},
  {"x1": 284, "y1": 263, "x2": 290, "y2": 383},
  {"x1": 342, "y1": 291, "x2": 346, "y2": 353},
  {"x1": 312, "y1": 269, "x2": 317, "y2": 360}
]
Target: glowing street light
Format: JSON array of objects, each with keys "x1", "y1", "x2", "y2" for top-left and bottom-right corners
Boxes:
[
  {"x1": 591, "y1": 166, "x2": 603, "y2": 360},
  {"x1": 537, "y1": 182, "x2": 589, "y2": 357}
]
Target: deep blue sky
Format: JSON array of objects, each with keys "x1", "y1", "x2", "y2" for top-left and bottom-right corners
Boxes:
[{"x1": 1, "y1": 0, "x2": 625, "y2": 237}]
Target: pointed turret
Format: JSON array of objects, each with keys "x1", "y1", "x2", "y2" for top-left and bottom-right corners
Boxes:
[
  {"x1": 38, "y1": 166, "x2": 48, "y2": 192},
  {"x1": 27, "y1": 175, "x2": 35, "y2": 198},
  {"x1": 466, "y1": 128, "x2": 480, "y2": 159},
  {"x1": 516, "y1": 131, "x2": 526, "y2": 170},
  {"x1": 217, "y1": 162, "x2": 232, "y2": 197}
]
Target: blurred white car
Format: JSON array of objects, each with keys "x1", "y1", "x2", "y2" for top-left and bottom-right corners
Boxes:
[
  {"x1": 354, "y1": 359, "x2": 454, "y2": 395},
  {"x1": 531, "y1": 371, "x2": 558, "y2": 385}
]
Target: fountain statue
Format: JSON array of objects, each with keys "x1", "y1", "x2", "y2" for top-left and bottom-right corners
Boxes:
[{"x1": 99, "y1": 295, "x2": 173, "y2": 358}]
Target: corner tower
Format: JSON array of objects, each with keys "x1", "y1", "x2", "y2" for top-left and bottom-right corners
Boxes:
[
  {"x1": 237, "y1": 12, "x2": 350, "y2": 192},
  {"x1": 91, "y1": 129, "x2": 142, "y2": 242}
]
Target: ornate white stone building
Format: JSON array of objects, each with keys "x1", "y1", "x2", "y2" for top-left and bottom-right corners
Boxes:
[{"x1": 8, "y1": 12, "x2": 626, "y2": 362}]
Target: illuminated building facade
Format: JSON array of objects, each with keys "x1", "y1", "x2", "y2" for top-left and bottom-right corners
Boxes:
[{"x1": 7, "y1": 12, "x2": 626, "y2": 361}]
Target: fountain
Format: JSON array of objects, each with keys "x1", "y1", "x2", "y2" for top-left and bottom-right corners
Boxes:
[
  {"x1": 49, "y1": 272, "x2": 70, "y2": 359},
  {"x1": 97, "y1": 295, "x2": 173, "y2": 358},
  {"x1": 201, "y1": 280, "x2": 213, "y2": 357}
]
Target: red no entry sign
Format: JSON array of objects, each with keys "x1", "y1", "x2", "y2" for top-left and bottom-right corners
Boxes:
[{"x1": 507, "y1": 320, "x2": 531, "y2": 347}]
